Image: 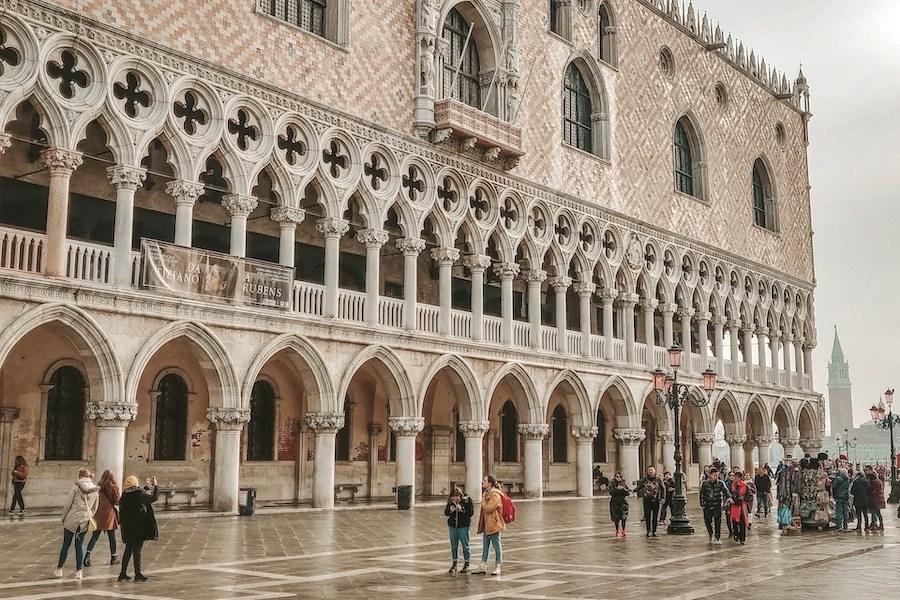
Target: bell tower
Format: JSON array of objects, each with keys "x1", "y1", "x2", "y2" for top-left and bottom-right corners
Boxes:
[{"x1": 827, "y1": 326, "x2": 854, "y2": 434}]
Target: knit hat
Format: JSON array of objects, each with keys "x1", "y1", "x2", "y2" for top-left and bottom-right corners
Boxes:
[{"x1": 124, "y1": 475, "x2": 139, "y2": 489}]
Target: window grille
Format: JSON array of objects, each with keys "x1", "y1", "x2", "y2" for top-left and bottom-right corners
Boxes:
[
  {"x1": 248, "y1": 380, "x2": 276, "y2": 461},
  {"x1": 500, "y1": 401, "x2": 519, "y2": 462},
  {"x1": 154, "y1": 374, "x2": 188, "y2": 461},
  {"x1": 45, "y1": 366, "x2": 85, "y2": 460},
  {"x1": 752, "y1": 165, "x2": 767, "y2": 228},
  {"x1": 551, "y1": 405, "x2": 568, "y2": 463},
  {"x1": 674, "y1": 121, "x2": 694, "y2": 195},
  {"x1": 262, "y1": 0, "x2": 325, "y2": 37},
  {"x1": 442, "y1": 8, "x2": 481, "y2": 109},
  {"x1": 563, "y1": 65, "x2": 593, "y2": 152}
]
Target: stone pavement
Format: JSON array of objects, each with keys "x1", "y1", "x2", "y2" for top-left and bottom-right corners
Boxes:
[{"x1": 1, "y1": 496, "x2": 897, "y2": 600}]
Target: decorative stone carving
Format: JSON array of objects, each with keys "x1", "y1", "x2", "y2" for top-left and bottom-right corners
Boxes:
[
  {"x1": 430, "y1": 246, "x2": 460, "y2": 263},
  {"x1": 613, "y1": 428, "x2": 646, "y2": 446},
  {"x1": 798, "y1": 437, "x2": 823, "y2": 453},
  {"x1": 305, "y1": 412, "x2": 345, "y2": 434},
  {"x1": 656, "y1": 431, "x2": 675, "y2": 444},
  {"x1": 432, "y1": 128, "x2": 453, "y2": 143},
  {"x1": 87, "y1": 403, "x2": 137, "y2": 428},
  {"x1": 625, "y1": 235, "x2": 643, "y2": 270},
  {"x1": 356, "y1": 228, "x2": 389, "y2": 248},
  {"x1": 571, "y1": 426, "x2": 599, "y2": 440},
  {"x1": 106, "y1": 165, "x2": 146, "y2": 191},
  {"x1": 396, "y1": 237, "x2": 426, "y2": 256},
  {"x1": 463, "y1": 254, "x2": 492, "y2": 271},
  {"x1": 524, "y1": 269, "x2": 547, "y2": 284},
  {"x1": 517, "y1": 424, "x2": 549, "y2": 440},
  {"x1": 493, "y1": 261, "x2": 520, "y2": 280},
  {"x1": 572, "y1": 281, "x2": 596, "y2": 296},
  {"x1": 207, "y1": 407, "x2": 251, "y2": 431},
  {"x1": 166, "y1": 180, "x2": 204, "y2": 206},
  {"x1": 40, "y1": 148, "x2": 82, "y2": 174},
  {"x1": 693, "y1": 432, "x2": 715, "y2": 445},
  {"x1": 0, "y1": 407, "x2": 21, "y2": 423},
  {"x1": 270, "y1": 205, "x2": 306, "y2": 226},
  {"x1": 221, "y1": 194, "x2": 258, "y2": 217},
  {"x1": 388, "y1": 417, "x2": 425, "y2": 436},
  {"x1": 315, "y1": 217, "x2": 350, "y2": 238},
  {"x1": 548, "y1": 276, "x2": 573, "y2": 291},
  {"x1": 724, "y1": 434, "x2": 748, "y2": 446},
  {"x1": 458, "y1": 420, "x2": 490, "y2": 438},
  {"x1": 0, "y1": 133, "x2": 12, "y2": 155},
  {"x1": 598, "y1": 288, "x2": 619, "y2": 303},
  {"x1": 638, "y1": 298, "x2": 659, "y2": 311},
  {"x1": 754, "y1": 435, "x2": 774, "y2": 446}
]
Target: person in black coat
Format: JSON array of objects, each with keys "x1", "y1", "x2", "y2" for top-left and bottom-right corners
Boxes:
[
  {"x1": 444, "y1": 487, "x2": 475, "y2": 574},
  {"x1": 609, "y1": 472, "x2": 630, "y2": 537},
  {"x1": 850, "y1": 472, "x2": 870, "y2": 531},
  {"x1": 118, "y1": 475, "x2": 159, "y2": 581}
]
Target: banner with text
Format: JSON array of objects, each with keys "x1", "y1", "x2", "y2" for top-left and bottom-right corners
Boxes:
[{"x1": 141, "y1": 240, "x2": 292, "y2": 309}]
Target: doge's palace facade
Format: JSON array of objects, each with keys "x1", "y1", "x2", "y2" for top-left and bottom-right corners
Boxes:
[{"x1": 0, "y1": 0, "x2": 822, "y2": 512}]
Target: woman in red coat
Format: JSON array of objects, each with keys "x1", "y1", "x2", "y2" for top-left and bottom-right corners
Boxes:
[
  {"x1": 868, "y1": 473, "x2": 885, "y2": 531},
  {"x1": 729, "y1": 471, "x2": 749, "y2": 545},
  {"x1": 84, "y1": 470, "x2": 120, "y2": 566}
]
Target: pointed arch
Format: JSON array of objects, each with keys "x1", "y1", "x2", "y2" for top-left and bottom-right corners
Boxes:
[
  {"x1": 713, "y1": 391, "x2": 742, "y2": 435},
  {"x1": 337, "y1": 345, "x2": 416, "y2": 417},
  {"x1": 562, "y1": 50, "x2": 610, "y2": 159},
  {"x1": 242, "y1": 334, "x2": 335, "y2": 414},
  {"x1": 545, "y1": 370, "x2": 592, "y2": 427},
  {"x1": 752, "y1": 154, "x2": 779, "y2": 232},
  {"x1": 596, "y1": 374, "x2": 638, "y2": 425},
  {"x1": 484, "y1": 362, "x2": 541, "y2": 424},
  {"x1": 744, "y1": 394, "x2": 772, "y2": 437},
  {"x1": 673, "y1": 111, "x2": 709, "y2": 201},
  {"x1": 597, "y1": 1, "x2": 619, "y2": 67},
  {"x1": 418, "y1": 354, "x2": 484, "y2": 421}
]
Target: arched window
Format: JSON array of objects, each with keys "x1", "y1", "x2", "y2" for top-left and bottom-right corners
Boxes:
[
  {"x1": 752, "y1": 158, "x2": 777, "y2": 232},
  {"x1": 674, "y1": 120, "x2": 694, "y2": 196},
  {"x1": 551, "y1": 405, "x2": 568, "y2": 463},
  {"x1": 335, "y1": 396, "x2": 352, "y2": 461},
  {"x1": 563, "y1": 64, "x2": 593, "y2": 153},
  {"x1": 500, "y1": 400, "x2": 519, "y2": 462},
  {"x1": 598, "y1": 2, "x2": 618, "y2": 66},
  {"x1": 45, "y1": 366, "x2": 85, "y2": 460},
  {"x1": 247, "y1": 380, "x2": 276, "y2": 461},
  {"x1": 550, "y1": 0, "x2": 572, "y2": 40},
  {"x1": 453, "y1": 405, "x2": 465, "y2": 462},
  {"x1": 154, "y1": 374, "x2": 188, "y2": 461},
  {"x1": 593, "y1": 408, "x2": 607, "y2": 462},
  {"x1": 672, "y1": 116, "x2": 708, "y2": 200},
  {"x1": 442, "y1": 8, "x2": 481, "y2": 109}
]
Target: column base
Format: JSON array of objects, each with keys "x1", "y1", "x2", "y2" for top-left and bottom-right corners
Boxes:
[
  {"x1": 888, "y1": 483, "x2": 900, "y2": 504},
  {"x1": 665, "y1": 496, "x2": 694, "y2": 535}
]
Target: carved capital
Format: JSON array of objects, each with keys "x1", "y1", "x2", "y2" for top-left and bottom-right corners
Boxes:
[
  {"x1": 270, "y1": 205, "x2": 306, "y2": 226},
  {"x1": 517, "y1": 424, "x2": 549, "y2": 440},
  {"x1": 658, "y1": 302, "x2": 677, "y2": 315},
  {"x1": 726, "y1": 319, "x2": 742, "y2": 330},
  {"x1": 0, "y1": 406, "x2": 21, "y2": 423},
  {"x1": 677, "y1": 307, "x2": 695, "y2": 319},
  {"x1": 0, "y1": 133, "x2": 11, "y2": 155},
  {"x1": 571, "y1": 426, "x2": 599, "y2": 440},
  {"x1": 639, "y1": 298, "x2": 659, "y2": 311},
  {"x1": 524, "y1": 269, "x2": 547, "y2": 284},
  {"x1": 769, "y1": 329, "x2": 782, "y2": 340},
  {"x1": 711, "y1": 315, "x2": 727, "y2": 326},
  {"x1": 724, "y1": 434, "x2": 748, "y2": 446},
  {"x1": 40, "y1": 147, "x2": 82, "y2": 175},
  {"x1": 756, "y1": 326, "x2": 770, "y2": 337},
  {"x1": 87, "y1": 403, "x2": 137, "y2": 428},
  {"x1": 573, "y1": 281, "x2": 597, "y2": 297},
  {"x1": 388, "y1": 417, "x2": 425, "y2": 436},
  {"x1": 207, "y1": 407, "x2": 251, "y2": 431},
  {"x1": 754, "y1": 435, "x2": 774, "y2": 446},
  {"x1": 458, "y1": 420, "x2": 490, "y2": 438},
  {"x1": 599, "y1": 288, "x2": 619, "y2": 303},
  {"x1": 430, "y1": 246, "x2": 460, "y2": 264},
  {"x1": 693, "y1": 432, "x2": 715, "y2": 445},
  {"x1": 656, "y1": 431, "x2": 675, "y2": 444},
  {"x1": 305, "y1": 412, "x2": 345, "y2": 434},
  {"x1": 696, "y1": 311, "x2": 712, "y2": 322},
  {"x1": 106, "y1": 165, "x2": 146, "y2": 191},
  {"x1": 548, "y1": 276, "x2": 573, "y2": 291},
  {"x1": 798, "y1": 437, "x2": 823, "y2": 453},
  {"x1": 613, "y1": 428, "x2": 646, "y2": 446},
  {"x1": 493, "y1": 261, "x2": 520, "y2": 280},
  {"x1": 356, "y1": 228, "x2": 390, "y2": 248},
  {"x1": 618, "y1": 292, "x2": 639, "y2": 306},
  {"x1": 396, "y1": 237, "x2": 427, "y2": 256},
  {"x1": 462, "y1": 254, "x2": 492, "y2": 271},
  {"x1": 316, "y1": 217, "x2": 350, "y2": 238},
  {"x1": 166, "y1": 180, "x2": 204, "y2": 206},
  {"x1": 221, "y1": 194, "x2": 258, "y2": 217}
]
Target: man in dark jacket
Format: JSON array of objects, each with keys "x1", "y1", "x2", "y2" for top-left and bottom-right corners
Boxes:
[
  {"x1": 754, "y1": 468, "x2": 772, "y2": 517},
  {"x1": 636, "y1": 467, "x2": 664, "y2": 537},
  {"x1": 700, "y1": 468, "x2": 730, "y2": 544},
  {"x1": 831, "y1": 468, "x2": 851, "y2": 532},
  {"x1": 658, "y1": 471, "x2": 675, "y2": 524},
  {"x1": 850, "y1": 471, "x2": 870, "y2": 531},
  {"x1": 118, "y1": 476, "x2": 159, "y2": 582}
]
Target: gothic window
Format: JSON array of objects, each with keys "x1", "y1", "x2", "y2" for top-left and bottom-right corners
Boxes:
[
  {"x1": 551, "y1": 405, "x2": 568, "y2": 463},
  {"x1": 500, "y1": 401, "x2": 519, "y2": 462},
  {"x1": 442, "y1": 8, "x2": 481, "y2": 109},
  {"x1": 598, "y1": 2, "x2": 618, "y2": 66},
  {"x1": 44, "y1": 366, "x2": 85, "y2": 460},
  {"x1": 674, "y1": 120, "x2": 693, "y2": 196},
  {"x1": 154, "y1": 374, "x2": 188, "y2": 461},
  {"x1": 593, "y1": 408, "x2": 607, "y2": 462},
  {"x1": 260, "y1": 0, "x2": 348, "y2": 44},
  {"x1": 335, "y1": 396, "x2": 351, "y2": 461},
  {"x1": 453, "y1": 405, "x2": 466, "y2": 462},
  {"x1": 752, "y1": 158, "x2": 778, "y2": 232},
  {"x1": 563, "y1": 64, "x2": 593, "y2": 153},
  {"x1": 550, "y1": 0, "x2": 571, "y2": 40},
  {"x1": 247, "y1": 380, "x2": 276, "y2": 461}
]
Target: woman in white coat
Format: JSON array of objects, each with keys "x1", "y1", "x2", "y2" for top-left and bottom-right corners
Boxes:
[{"x1": 55, "y1": 469, "x2": 99, "y2": 580}]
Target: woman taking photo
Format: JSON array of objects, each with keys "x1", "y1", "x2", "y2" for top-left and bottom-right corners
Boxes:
[
  {"x1": 470, "y1": 475, "x2": 505, "y2": 576},
  {"x1": 444, "y1": 486, "x2": 474, "y2": 574},
  {"x1": 118, "y1": 475, "x2": 159, "y2": 582}
]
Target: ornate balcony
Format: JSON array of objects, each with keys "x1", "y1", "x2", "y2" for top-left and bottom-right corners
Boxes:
[{"x1": 432, "y1": 98, "x2": 524, "y2": 169}]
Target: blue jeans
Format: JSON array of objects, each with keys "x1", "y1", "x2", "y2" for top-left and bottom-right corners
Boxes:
[
  {"x1": 87, "y1": 529, "x2": 117, "y2": 555},
  {"x1": 58, "y1": 528, "x2": 86, "y2": 570},
  {"x1": 449, "y1": 526, "x2": 470, "y2": 562},
  {"x1": 871, "y1": 507, "x2": 883, "y2": 528},
  {"x1": 756, "y1": 492, "x2": 770, "y2": 515},
  {"x1": 481, "y1": 532, "x2": 501, "y2": 563},
  {"x1": 835, "y1": 498, "x2": 849, "y2": 530}
]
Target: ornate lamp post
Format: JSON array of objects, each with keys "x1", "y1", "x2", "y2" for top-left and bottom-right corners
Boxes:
[
  {"x1": 652, "y1": 345, "x2": 717, "y2": 535},
  {"x1": 870, "y1": 388, "x2": 900, "y2": 504},
  {"x1": 835, "y1": 428, "x2": 858, "y2": 465}
]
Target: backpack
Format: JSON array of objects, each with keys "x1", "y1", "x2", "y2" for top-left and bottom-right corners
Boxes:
[
  {"x1": 500, "y1": 492, "x2": 516, "y2": 524},
  {"x1": 642, "y1": 478, "x2": 660, "y2": 500}
]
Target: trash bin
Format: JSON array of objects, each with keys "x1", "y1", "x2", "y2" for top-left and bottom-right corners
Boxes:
[
  {"x1": 238, "y1": 487, "x2": 256, "y2": 516},
  {"x1": 397, "y1": 485, "x2": 412, "y2": 510}
]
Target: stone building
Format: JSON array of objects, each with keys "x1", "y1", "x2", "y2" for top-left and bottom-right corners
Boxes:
[{"x1": 0, "y1": 0, "x2": 824, "y2": 513}]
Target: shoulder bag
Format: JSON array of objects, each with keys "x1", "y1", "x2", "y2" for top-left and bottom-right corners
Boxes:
[{"x1": 83, "y1": 492, "x2": 98, "y2": 533}]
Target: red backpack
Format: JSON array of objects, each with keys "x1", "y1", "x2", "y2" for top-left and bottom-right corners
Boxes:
[{"x1": 500, "y1": 492, "x2": 516, "y2": 524}]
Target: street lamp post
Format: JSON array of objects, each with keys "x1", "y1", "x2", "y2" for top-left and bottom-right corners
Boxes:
[
  {"x1": 835, "y1": 428, "x2": 858, "y2": 466},
  {"x1": 870, "y1": 388, "x2": 900, "y2": 504},
  {"x1": 652, "y1": 345, "x2": 717, "y2": 535}
]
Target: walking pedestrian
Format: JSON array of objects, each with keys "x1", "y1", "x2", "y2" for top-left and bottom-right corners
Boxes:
[
  {"x1": 84, "y1": 470, "x2": 120, "y2": 567},
  {"x1": 700, "y1": 468, "x2": 729, "y2": 544},
  {"x1": 55, "y1": 469, "x2": 99, "y2": 580},
  {"x1": 743, "y1": 472, "x2": 756, "y2": 528},
  {"x1": 470, "y1": 475, "x2": 505, "y2": 576},
  {"x1": 724, "y1": 471, "x2": 734, "y2": 538},
  {"x1": 868, "y1": 473, "x2": 885, "y2": 531},
  {"x1": 831, "y1": 468, "x2": 851, "y2": 532},
  {"x1": 764, "y1": 463, "x2": 774, "y2": 478},
  {"x1": 754, "y1": 467, "x2": 772, "y2": 517},
  {"x1": 850, "y1": 471, "x2": 870, "y2": 532},
  {"x1": 444, "y1": 486, "x2": 474, "y2": 574},
  {"x1": 636, "y1": 467, "x2": 663, "y2": 537},
  {"x1": 659, "y1": 471, "x2": 675, "y2": 524},
  {"x1": 728, "y1": 470, "x2": 749, "y2": 545},
  {"x1": 118, "y1": 475, "x2": 159, "y2": 582},
  {"x1": 8, "y1": 456, "x2": 28, "y2": 514},
  {"x1": 609, "y1": 472, "x2": 630, "y2": 537}
]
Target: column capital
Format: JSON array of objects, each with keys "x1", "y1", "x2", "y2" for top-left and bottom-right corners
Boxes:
[
  {"x1": 367, "y1": 423, "x2": 383, "y2": 436},
  {"x1": 106, "y1": 165, "x2": 146, "y2": 191},
  {"x1": 86, "y1": 403, "x2": 137, "y2": 428},
  {"x1": 166, "y1": 179, "x2": 204, "y2": 206},
  {"x1": 524, "y1": 269, "x2": 547, "y2": 284},
  {"x1": 40, "y1": 147, "x2": 82, "y2": 175},
  {"x1": 693, "y1": 432, "x2": 715, "y2": 445},
  {"x1": 638, "y1": 298, "x2": 659, "y2": 311},
  {"x1": 781, "y1": 436, "x2": 800, "y2": 449},
  {"x1": 726, "y1": 319, "x2": 742, "y2": 330},
  {"x1": 754, "y1": 435, "x2": 774, "y2": 446},
  {"x1": 221, "y1": 194, "x2": 258, "y2": 217},
  {"x1": 571, "y1": 426, "x2": 599, "y2": 440},
  {"x1": 613, "y1": 428, "x2": 646, "y2": 446},
  {"x1": 696, "y1": 311, "x2": 712, "y2": 322},
  {"x1": 711, "y1": 315, "x2": 727, "y2": 326},
  {"x1": 573, "y1": 281, "x2": 597, "y2": 297},
  {"x1": 0, "y1": 133, "x2": 11, "y2": 155},
  {"x1": 458, "y1": 420, "x2": 490, "y2": 438},
  {"x1": 798, "y1": 437, "x2": 823, "y2": 453},
  {"x1": 658, "y1": 302, "x2": 678, "y2": 314},
  {"x1": 270, "y1": 205, "x2": 306, "y2": 227},
  {"x1": 548, "y1": 275, "x2": 573, "y2": 291},
  {"x1": 769, "y1": 329, "x2": 782, "y2": 340},
  {"x1": 795, "y1": 336, "x2": 806, "y2": 346},
  {"x1": 493, "y1": 261, "x2": 520, "y2": 280},
  {"x1": 756, "y1": 326, "x2": 770, "y2": 336},
  {"x1": 724, "y1": 434, "x2": 748, "y2": 446},
  {"x1": 356, "y1": 228, "x2": 390, "y2": 248},
  {"x1": 396, "y1": 237, "x2": 427, "y2": 256},
  {"x1": 430, "y1": 246, "x2": 460, "y2": 264},
  {"x1": 316, "y1": 217, "x2": 350, "y2": 238},
  {"x1": 782, "y1": 333, "x2": 794, "y2": 343},
  {"x1": 677, "y1": 307, "x2": 696, "y2": 319},
  {"x1": 743, "y1": 439, "x2": 757, "y2": 452},
  {"x1": 802, "y1": 340, "x2": 816, "y2": 351},
  {"x1": 0, "y1": 406, "x2": 21, "y2": 423},
  {"x1": 207, "y1": 407, "x2": 251, "y2": 431},
  {"x1": 517, "y1": 423, "x2": 549, "y2": 440},
  {"x1": 305, "y1": 412, "x2": 346, "y2": 434},
  {"x1": 462, "y1": 254, "x2": 492, "y2": 270},
  {"x1": 388, "y1": 416, "x2": 426, "y2": 436},
  {"x1": 656, "y1": 431, "x2": 675, "y2": 444},
  {"x1": 617, "y1": 292, "x2": 639, "y2": 306},
  {"x1": 598, "y1": 288, "x2": 619, "y2": 303}
]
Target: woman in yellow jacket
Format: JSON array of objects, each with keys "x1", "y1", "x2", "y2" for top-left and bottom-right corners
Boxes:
[{"x1": 471, "y1": 475, "x2": 506, "y2": 576}]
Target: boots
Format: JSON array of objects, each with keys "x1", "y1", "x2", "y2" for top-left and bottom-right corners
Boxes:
[
  {"x1": 448, "y1": 561, "x2": 457, "y2": 574},
  {"x1": 118, "y1": 573, "x2": 131, "y2": 581},
  {"x1": 83, "y1": 551, "x2": 92, "y2": 568},
  {"x1": 110, "y1": 554, "x2": 120, "y2": 565},
  {"x1": 470, "y1": 562, "x2": 487, "y2": 574},
  {"x1": 459, "y1": 562, "x2": 470, "y2": 573}
]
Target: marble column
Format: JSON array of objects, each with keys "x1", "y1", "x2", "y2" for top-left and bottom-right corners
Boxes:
[
  {"x1": 463, "y1": 255, "x2": 491, "y2": 341},
  {"x1": 658, "y1": 431, "x2": 676, "y2": 474},
  {"x1": 518, "y1": 424, "x2": 549, "y2": 499},
  {"x1": 727, "y1": 319, "x2": 742, "y2": 380},
  {"x1": 366, "y1": 424, "x2": 382, "y2": 500},
  {"x1": 660, "y1": 303, "x2": 676, "y2": 348},
  {"x1": 357, "y1": 228, "x2": 389, "y2": 326},
  {"x1": 756, "y1": 327, "x2": 769, "y2": 384},
  {"x1": 743, "y1": 439, "x2": 756, "y2": 474},
  {"x1": 207, "y1": 407, "x2": 251, "y2": 513},
  {"x1": 712, "y1": 316, "x2": 726, "y2": 377},
  {"x1": 389, "y1": 417, "x2": 425, "y2": 506},
  {"x1": 742, "y1": 326, "x2": 755, "y2": 382},
  {"x1": 725, "y1": 434, "x2": 747, "y2": 470},
  {"x1": 270, "y1": 206, "x2": 306, "y2": 268},
  {"x1": 678, "y1": 308, "x2": 695, "y2": 373},
  {"x1": 755, "y1": 435, "x2": 773, "y2": 470},
  {"x1": 316, "y1": 218, "x2": 350, "y2": 319},
  {"x1": 306, "y1": 412, "x2": 345, "y2": 508},
  {"x1": 614, "y1": 428, "x2": 645, "y2": 487},
  {"x1": 802, "y1": 341, "x2": 815, "y2": 390},
  {"x1": 782, "y1": 334, "x2": 793, "y2": 387},
  {"x1": 107, "y1": 165, "x2": 146, "y2": 285},
  {"x1": 549, "y1": 276, "x2": 572, "y2": 354},
  {"x1": 574, "y1": 282, "x2": 597, "y2": 357},
  {"x1": 166, "y1": 180, "x2": 204, "y2": 247},
  {"x1": 494, "y1": 261, "x2": 520, "y2": 345},
  {"x1": 526, "y1": 269, "x2": 548, "y2": 350},
  {"x1": 640, "y1": 298, "x2": 659, "y2": 368},
  {"x1": 87, "y1": 403, "x2": 137, "y2": 488},
  {"x1": 572, "y1": 426, "x2": 599, "y2": 497},
  {"x1": 40, "y1": 148, "x2": 83, "y2": 277},
  {"x1": 793, "y1": 337, "x2": 804, "y2": 389},
  {"x1": 432, "y1": 247, "x2": 460, "y2": 336},
  {"x1": 0, "y1": 407, "x2": 20, "y2": 511},
  {"x1": 620, "y1": 293, "x2": 638, "y2": 364},
  {"x1": 396, "y1": 238, "x2": 426, "y2": 331},
  {"x1": 221, "y1": 194, "x2": 258, "y2": 257},
  {"x1": 601, "y1": 289, "x2": 618, "y2": 360},
  {"x1": 695, "y1": 311, "x2": 711, "y2": 367},
  {"x1": 694, "y1": 432, "x2": 715, "y2": 471},
  {"x1": 459, "y1": 421, "x2": 490, "y2": 502},
  {"x1": 769, "y1": 329, "x2": 781, "y2": 386}
]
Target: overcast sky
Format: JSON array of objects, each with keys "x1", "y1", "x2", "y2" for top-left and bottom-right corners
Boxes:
[{"x1": 688, "y1": 0, "x2": 900, "y2": 431}]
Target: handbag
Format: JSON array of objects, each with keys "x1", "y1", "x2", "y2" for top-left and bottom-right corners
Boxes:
[{"x1": 82, "y1": 492, "x2": 98, "y2": 533}]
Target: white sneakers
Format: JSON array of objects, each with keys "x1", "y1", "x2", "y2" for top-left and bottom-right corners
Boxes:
[
  {"x1": 53, "y1": 568, "x2": 63, "y2": 578},
  {"x1": 491, "y1": 565, "x2": 501, "y2": 576},
  {"x1": 470, "y1": 563, "x2": 487, "y2": 574},
  {"x1": 74, "y1": 570, "x2": 83, "y2": 581}
]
